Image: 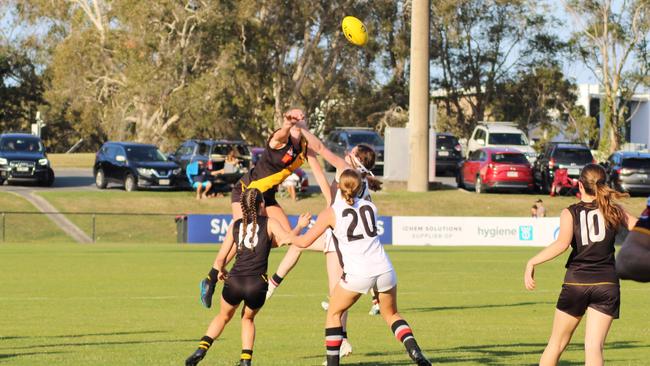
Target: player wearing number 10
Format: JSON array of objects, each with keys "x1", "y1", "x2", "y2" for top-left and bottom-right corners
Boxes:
[
  {"x1": 524, "y1": 164, "x2": 638, "y2": 366},
  {"x1": 288, "y1": 169, "x2": 431, "y2": 366}
]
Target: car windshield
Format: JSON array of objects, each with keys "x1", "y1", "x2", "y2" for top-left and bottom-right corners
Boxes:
[
  {"x1": 554, "y1": 148, "x2": 593, "y2": 163},
  {"x1": 0, "y1": 137, "x2": 44, "y2": 152},
  {"x1": 492, "y1": 153, "x2": 528, "y2": 164},
  {"x1": 622, "y1": 158, "x2": 650, "y2": 169},
  {"x1": 125, "y1": 146, "x2": 167, "y2": 162},
  {"x1": 437, "y1": 135, "x2": 458, "y2": 150},
  {"x1": 348, "y1": 132, "x2": 383, "y2": 146},
  {"x1": 488, "y1": 133, "x2": 527, "y2": 146}
]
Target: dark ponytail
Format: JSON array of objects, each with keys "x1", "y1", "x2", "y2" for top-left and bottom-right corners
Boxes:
[
  {"x1": 354, "y1": 143, "x2": 382, "y2": 191},
  {"x1": 240, "y1": 188, "x2": 264, "y2": 250}
]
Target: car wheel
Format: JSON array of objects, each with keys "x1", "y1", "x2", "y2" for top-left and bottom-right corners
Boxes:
[
  {"x1": 475, "y1": 176, "x2": 483, "y2": 194},
  {"x1": 95, "y1": 169, "x2": 108, "y2": 189},
  {"x1": 45, "y1": 168, "x2": 55, "y2": 187},
  {"x1": 124, "y1": 174, "x2": 138, "y2": 192}
]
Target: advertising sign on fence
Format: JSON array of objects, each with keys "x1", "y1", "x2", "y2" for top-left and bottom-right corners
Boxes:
[
  {"x1": 185, "y1": 214, "x2": 393, "y2": 245},
  {"x1": 391, "y1": 216, "x2": 560, "y2": 247}
]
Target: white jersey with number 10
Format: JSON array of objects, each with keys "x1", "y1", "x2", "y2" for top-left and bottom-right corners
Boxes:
[{"x1": 331, "y1": 194, "x2": 393, "y2": 277}]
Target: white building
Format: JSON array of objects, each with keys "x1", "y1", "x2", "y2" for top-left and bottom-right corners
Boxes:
[{"x1": 577, "y1": 84, "x2": 650, "y2": 150}]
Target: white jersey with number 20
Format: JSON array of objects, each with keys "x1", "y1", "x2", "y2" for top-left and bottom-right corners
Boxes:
[{"x1": 331, "y1": 194, "x2": 393, "y2": 277}]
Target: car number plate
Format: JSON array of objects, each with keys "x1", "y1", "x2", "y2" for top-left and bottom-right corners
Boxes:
[
  {"x1": 16, "y1": 167, "x2": 29, "y2": 172},
  {"x1": 159, "y1": 179, "x2": 170, "y2": 186},
  {"x1": 438, "y1": 151, "x2": 449, "y2": 157},
  {"x1": 568, "y1": 168, "x2": 580, "y2": 175},
  {"x1": 507, "y1": 171, "x2": 518, "y2": 177}
]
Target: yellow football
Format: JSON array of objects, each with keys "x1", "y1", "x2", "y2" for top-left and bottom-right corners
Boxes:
[{"x1": 341, "y1": 16, "x2": 368, "y2": 46}]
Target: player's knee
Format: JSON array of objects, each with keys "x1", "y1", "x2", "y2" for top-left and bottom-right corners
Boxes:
[{"x1": 584, "y1": 339, "x2": 604, "y2": 354}]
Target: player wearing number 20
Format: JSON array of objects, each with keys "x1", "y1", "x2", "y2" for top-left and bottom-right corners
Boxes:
[
  {"x1": 524, "y1": 164, "x2": 638, "y2": 366},
  {"x1": 288, "y1": 169, "x2": 431, "y2": 366}
]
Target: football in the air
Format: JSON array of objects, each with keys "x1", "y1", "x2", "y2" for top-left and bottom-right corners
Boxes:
[{"x1": 341, "y1": 16, "x2": 368, "y2": 46}]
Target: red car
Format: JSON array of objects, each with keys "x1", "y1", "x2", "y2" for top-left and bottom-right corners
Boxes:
[{"x1": 457, "y1": 147, "x2": 534, "y2": 194}]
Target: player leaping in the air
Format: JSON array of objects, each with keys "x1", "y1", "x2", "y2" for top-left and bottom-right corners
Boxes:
[
  {"x1": 286, "y1": 169, "x2": 431, "y2": 366},
  {"x1": 616, "y1": 196, "x2": 650, "y2": 282},
  {"x1": 185, "y1": 188, "x2": 311, "y2": 366},
  {"x1": 524, "y1": 164, "x2": 637, "y2": 366}
]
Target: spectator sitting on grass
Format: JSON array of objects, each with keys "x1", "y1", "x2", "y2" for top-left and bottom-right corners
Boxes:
[
  {"x1": 535, "y1": 199, "x2": 546, "y2": 217},
  {"x1": 531, "y1": 205, "x2": 538, "y2": 218}
]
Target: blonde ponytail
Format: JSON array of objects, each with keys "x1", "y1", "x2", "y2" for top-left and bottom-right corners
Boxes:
[{"x1": 339, "y1": 169, "x2": 362, "y2": 205}]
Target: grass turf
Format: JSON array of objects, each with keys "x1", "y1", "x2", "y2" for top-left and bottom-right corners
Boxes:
[
  {"x1": 48, "y1": 153, "x2": 96, "y2": 169},
  {"x1": 0, "y1": 192, "x2": 69, "y2": 243},
  {"x1": 35, "y1": 190, "x2": 649, "y2": 244},
  {"x1": 1, "y1": 244, "x2": 649, "y2": 365}
]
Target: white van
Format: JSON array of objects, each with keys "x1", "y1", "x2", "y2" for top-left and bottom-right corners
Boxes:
[{"x1": 466, "y1": 122, "x2": 537, "y2": 163}]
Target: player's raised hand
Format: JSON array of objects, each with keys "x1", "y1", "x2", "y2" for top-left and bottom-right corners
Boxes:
[{"x1": 524, "y1": 263, "x2": 536, "y2": 291}]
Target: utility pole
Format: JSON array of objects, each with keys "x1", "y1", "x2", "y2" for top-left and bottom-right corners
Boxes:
[{"x1": 408, "y1": 0, "x2": 430, "y2": 192}]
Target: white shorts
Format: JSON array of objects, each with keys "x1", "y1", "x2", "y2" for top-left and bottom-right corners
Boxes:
[
  {"x1": 339, "y1": 270, "x2": 397, "y2": 294},
  {"x1": 281, "y1": 173, "x2": 300, "y2": 187}
]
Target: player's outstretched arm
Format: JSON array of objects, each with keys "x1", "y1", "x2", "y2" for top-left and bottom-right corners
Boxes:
[
  {"x1": 306, "y1": 149, "x2": 333, "y2": 206},
  {"x1": 269, "y1": 109, "x2": 302, "y2": 149},
  {"x1": 625, "y1": 210, "x2": 639, "y2": 230},
  {"x1": 269, "y1": 213, "x2": 311, "y2": 247},
  {"x1": 296, "y1": 121, "x2": 348, "y2": 172},
  {"x1": 524, "y1": 209, "x2": 573, "y2": 290},
  {"x1": 290, "y1": 208, "x2": 335, "y2": 248}
]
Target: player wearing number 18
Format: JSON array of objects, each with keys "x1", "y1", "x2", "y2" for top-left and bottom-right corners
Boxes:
[
  {"x1": 524, "y1": 164, "x2": 637, "y2": 366},
  {"x1": 288, "y1": 169, "x2": 431, "y2": 366}
]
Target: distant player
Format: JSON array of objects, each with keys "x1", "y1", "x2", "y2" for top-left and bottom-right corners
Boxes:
[
  {"x1": 287, "y1": 169, "x2": 431, "y2": 366},
  {"x1": 185, "y1": 188, "x2": 310, "y2": 366},
  {"x1": 198, "y1": 108, "x2": 327, "y2": 308},
  {"x1": 616, "y1": 196, "x2": 650, "y2": 282},
  {"x1": 524, "y1": 164, "x2": 637, "y2": 366}
]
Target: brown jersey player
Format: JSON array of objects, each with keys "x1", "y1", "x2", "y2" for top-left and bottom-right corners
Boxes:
[{"x1": 616, "y1": 197, "x2": 650, "y2": 282}]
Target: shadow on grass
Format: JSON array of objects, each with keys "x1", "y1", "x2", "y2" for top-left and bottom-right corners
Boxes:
[
  {"x1": 0, "y1": 351, "x2": 67, "y2": 362},
  {"x1": 405, "y1": 301, "x2": 554, "y2": 312}
]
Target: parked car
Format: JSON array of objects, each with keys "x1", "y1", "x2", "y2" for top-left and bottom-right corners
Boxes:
[
  {"x1": 533, "y1": 142, "x2": 594, "y2": 193},
  {"x1": 435, "y1": 133, "x2": 463, "y2": 175},
  {"x1": 0, "y1": 133, "x2": 54, "y2": 186},
  {"x1": 457, "y1": 147, "x2": 534, "y2": 194},
  {"x1": 324, "y1": 128, "x2": 384, "y2": 174},
  {"x1": 168, "y1": 139, "x2": 251, "y2": 190},
  {"x1": 466, "y1": 122, "x2": 537, "y2": 163},
  {"x1": 94, "y1": 142, "x2": 181, "y2": 191},
  {"x1": 604, "y1": 151, "x2": 650, "y2": 194}
]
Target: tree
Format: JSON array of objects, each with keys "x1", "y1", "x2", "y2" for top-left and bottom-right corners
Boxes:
[
  {"x1": 566, "y1": 0, "x2": 650, "y2": 153},
  {"x1": 430, "y1": 0, "x2": 563, "y2": 138}
]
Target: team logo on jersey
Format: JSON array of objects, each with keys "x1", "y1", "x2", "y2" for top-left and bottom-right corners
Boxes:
[
  {"x1": 281, "y1": 146, "x2": 295, "y2": 164},
  {"x1": 238, "y1": 223, "x2": 260, "y2": 250}
]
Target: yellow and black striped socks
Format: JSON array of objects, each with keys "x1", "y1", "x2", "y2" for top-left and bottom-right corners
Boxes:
[
  {"x1": 198, "y1": 335, "x2": 214, "y2": 351},
  {"x1": 240, "y1": 349, "x2": 253, "y2": 362}
]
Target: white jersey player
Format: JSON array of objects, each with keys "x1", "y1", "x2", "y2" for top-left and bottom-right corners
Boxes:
[{"x1": 288, "y1": 169, "x2": 431, "y2": 366}]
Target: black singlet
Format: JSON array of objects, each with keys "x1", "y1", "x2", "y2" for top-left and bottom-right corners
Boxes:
[
  {"x1": 229, "y1": 217, "x2": 273, "y2": 277},
  {"x1": 564, "y1": 201, "x2": 620, "y2": 284}
]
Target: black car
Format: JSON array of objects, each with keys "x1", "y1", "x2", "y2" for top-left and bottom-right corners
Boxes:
[
  {"x1": 434, "y1": 133, "x2": 462, "y2": 175},
  {"x1": 604, "y1": 151, "x2": 650, "y2": 194},
  {"x1": 324, "y1": 128, "x2": 384, "y2": 173},
  {"x1": 168, "y1": 139, "x2": 251, "y2": 189},
  {"x1": 0, "y1": 133, "x2": 54, "y2": 186},
  {"x1": 533, "y1": 142, "x2": 594, "y2": 193},
  {"x1": 94, "y1": 142, "x2": 181, "y2": 191}
]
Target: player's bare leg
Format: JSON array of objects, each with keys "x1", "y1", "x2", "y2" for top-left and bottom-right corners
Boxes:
[
  {"x1": 539, "y1": 309, "x2": 581, "y2": 366},
  {"x1": 584, "y1": 307, "x2": 613, "y2": 366},
  {"x1": 186, "y1": 296, "x2": 239, "y2": 365},
  {"x1": 378, "y1": 286, "x2": 431, "y2": 366},
  {"x1": 240, "y1": 305, "x2": 261, "y2": 366},
  {"x1": 325, "y1": 283, "x2": 362, "y2": 366},
  {"x1": 323, "y1": 252, "x2": 352, "y2": 358}
]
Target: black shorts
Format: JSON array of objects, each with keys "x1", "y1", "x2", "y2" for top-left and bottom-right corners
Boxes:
[
  {"x1": 556, "y1": 283, "x2": 620, "y2": 319},
  {"x1": 222, "y1": 275, "x2": 268, "y2": 310},
  {"x1": 231, "y1": 182, "x2": 279, "y2": 207}
]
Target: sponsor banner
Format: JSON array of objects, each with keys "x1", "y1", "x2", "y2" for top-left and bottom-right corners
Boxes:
[
  {"x1": 186, "y1": 214, "x2": 393, "y2": 245},
  {"x1": 392, "y1": 216, "x2": 560, "y2": 247}
]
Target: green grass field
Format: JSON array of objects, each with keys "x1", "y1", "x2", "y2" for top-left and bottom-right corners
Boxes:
[
  {"x1": 1, "y1": 244, "x2": 649, "y2": 365},
  {"x1": 48, "y1": 153, "x2": 96, "y2": 169},
  {"x1": 0, "y1": 192, "x2": 69, "y2": 243}
]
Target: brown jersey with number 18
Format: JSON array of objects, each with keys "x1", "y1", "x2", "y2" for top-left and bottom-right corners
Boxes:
[{"x1": 564, "y1": 201, "x2": 620, "y2": 284}]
